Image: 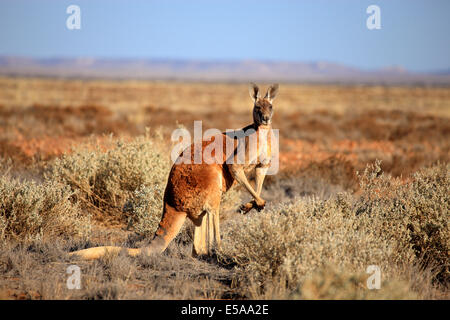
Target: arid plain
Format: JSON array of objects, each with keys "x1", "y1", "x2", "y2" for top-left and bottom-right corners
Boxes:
[{"x1": 0, "y1": 76, "x2": 448, "y2": 299}]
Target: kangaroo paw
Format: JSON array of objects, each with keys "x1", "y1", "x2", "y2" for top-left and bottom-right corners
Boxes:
[
  {"x1": 238, "y1": 200, "x2": 265, "y2": 214},
  {"x1": 238, "y1": 201, "x2": 252, "y2": 214}
]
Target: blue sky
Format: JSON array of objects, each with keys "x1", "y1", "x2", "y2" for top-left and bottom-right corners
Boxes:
[{"x1": 0, "y1": 0, "x2": 449, "y2": 72}]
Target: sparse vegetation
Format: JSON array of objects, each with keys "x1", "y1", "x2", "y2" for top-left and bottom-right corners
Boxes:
[
  {"x1": 47, "y1": 134, "x2": 170, "y2": 224},
  {"x1": 0, "y1": 174, "x2": 90, "y2": 242},
  {"x1": 0, "y1": 77, "x2": 448, "y2": 299},
  {"x1": 218, "y1": 161, "x2": 449, "y2": 299}
]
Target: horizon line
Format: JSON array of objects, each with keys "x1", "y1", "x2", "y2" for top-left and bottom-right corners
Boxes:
[{"x1": 1, "y1": 54, "x2": 449, "y2": 75}]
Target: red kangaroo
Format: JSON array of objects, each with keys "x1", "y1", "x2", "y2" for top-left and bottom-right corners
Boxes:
[{"x1": 70, "y1": 83, "x2": 279, "y2": 260}]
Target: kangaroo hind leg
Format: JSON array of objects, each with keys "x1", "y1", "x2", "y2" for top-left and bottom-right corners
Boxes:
[
  {"x1": 145, "y1": 203, "x2": 188, "y2": 255},
  {"x1": 192, "y1": 206, "x2": 220, "y2": 257}
]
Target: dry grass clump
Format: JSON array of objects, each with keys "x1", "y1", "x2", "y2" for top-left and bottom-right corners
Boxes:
[
  {"x1": 47, "y1": 134, "x2": 170, "y2": 223},
  {"x1": 0, "y1": 175, "x2": 90, "y2": 241},
  {"x1": 218, "y1": 161, "x2": 449, "y2": 299}
]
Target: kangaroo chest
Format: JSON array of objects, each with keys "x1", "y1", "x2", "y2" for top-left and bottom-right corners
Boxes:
[{"x1": 241, "y1": 127, "x2": 271, "y2": 172}]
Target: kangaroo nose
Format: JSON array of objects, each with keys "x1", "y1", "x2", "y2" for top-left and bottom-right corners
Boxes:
[{"x1": 262, "y1": 115, "x2": 269, "y2": 122}]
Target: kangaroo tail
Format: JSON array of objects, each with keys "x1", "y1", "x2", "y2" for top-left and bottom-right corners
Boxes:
[
  {"x1": 69, "y1": 204, "x2": 187, "y2": 260},
  {"x1": 68, "y1": 246, "x2": 141, "y2": 260}
]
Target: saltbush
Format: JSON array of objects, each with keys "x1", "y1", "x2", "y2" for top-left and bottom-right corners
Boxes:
[
  {"x1": 219, "y1": 161, "x2": 449, "y2": 297},
  {"x1": 47, "y1": 135, "x2": 170, "y2": 221},
  {"x1": 0, "y1": 176, "x2": 90, "y2": 241}
]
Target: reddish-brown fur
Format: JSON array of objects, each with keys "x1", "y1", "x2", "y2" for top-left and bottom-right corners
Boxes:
[{"x1": 69, "y1": 83, "x2": 279, "y2": 260}]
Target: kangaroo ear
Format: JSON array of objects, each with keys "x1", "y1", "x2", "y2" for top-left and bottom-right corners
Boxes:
[
  {"x1": 249, "y1": 83, "x2": 260, "y2": 102},
  {"x1": 264, "y1": 84, "x2": 279, "y2": 103}
]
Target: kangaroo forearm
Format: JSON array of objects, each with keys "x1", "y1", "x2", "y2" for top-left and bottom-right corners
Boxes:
[
  {"x1": 255, "y1": 166, "x2": 269, "y2": 195},
  {"x1": 232, "y1": 167, "x2": 261, "y2": 201}
]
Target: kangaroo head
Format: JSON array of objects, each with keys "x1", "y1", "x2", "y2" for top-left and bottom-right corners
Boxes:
[{"x1": 249, "y1": 83, "x2": 279, "y2": 126}]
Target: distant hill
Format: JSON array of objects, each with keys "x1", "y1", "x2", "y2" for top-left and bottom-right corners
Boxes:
[{"x1": 0, "y1": 56, "x2": 449, "y2": 85}]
